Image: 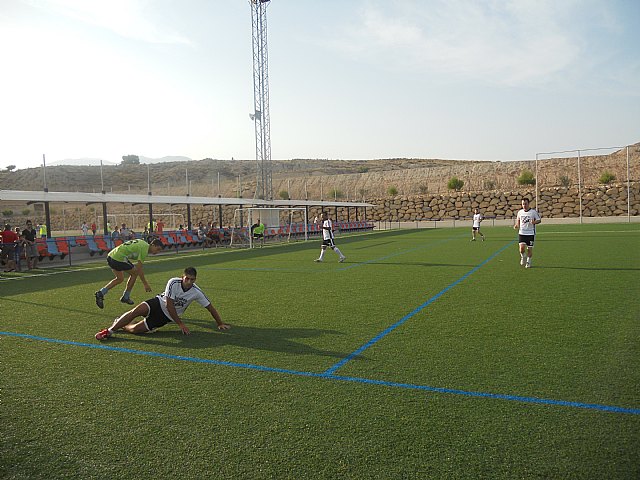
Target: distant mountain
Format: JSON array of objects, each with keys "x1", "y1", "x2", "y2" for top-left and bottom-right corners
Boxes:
[
  {"x1": 49, "y1": 158, "x2": 118, "y2": 167},
  {"x1": 48, "y1": 155, "x2": 194, "y2": 167}
]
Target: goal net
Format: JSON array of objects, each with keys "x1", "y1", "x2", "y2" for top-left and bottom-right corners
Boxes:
[{"x1": 230, "y1": 207, "x2": 309, "y2": 248}]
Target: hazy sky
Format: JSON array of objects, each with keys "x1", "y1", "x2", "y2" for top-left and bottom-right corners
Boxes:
[{"x1": 1, "y1": 0, "x2": 638, "y2": 170}]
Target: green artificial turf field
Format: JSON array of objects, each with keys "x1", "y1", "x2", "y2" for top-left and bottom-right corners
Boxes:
[{"x1": 2, "y1": 224, "x2": 639, "y2": 479}]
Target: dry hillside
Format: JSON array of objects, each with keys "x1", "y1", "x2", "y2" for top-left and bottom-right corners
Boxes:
[{"x1": 1, "y1": 144, "x2": 638, "y2": 201}]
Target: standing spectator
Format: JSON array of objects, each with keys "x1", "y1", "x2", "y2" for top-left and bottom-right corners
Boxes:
[
  {"x1": 120, "y1": 223, "x2": 132, "y2": 240},
  {"x1": 81, "y1": 222, "x2": 89, "y2": 236},
  {"x1": 156, "y1": 219, "x2": 164, "y2": 233},
  {"x1": 471, "y1": 208, "x2": 486, "y2": 242},
  {"x1": 22, "y1": 220, "x2": 39, "y2": 270},
  {"x1": 91, "y1": 222, "x2": 97, "y2": 236},
  {"x1": 106, "y1": 221, "x2": 113, "y2": 235},
  {"x1": 111, "y1": 226, "x2": 121, "y2": 243},
  {"x1": 514, "y1": 197, "x2": 542, "y2": 269},
  {"x1": 38, "y1": 222, "x2": 47, "y2": 239},
  {"x1": 0, "y1": 224, "x2": 18, "y2": 272},
  {"x1": 147, "y1": 218, "x2": 158, "y2": 233},
  {"x1": 314, "y1": 212, "x2": 346, "y2": 263},
  {"x1": 14, "y1": 227, "x2": 26, "y2": 271}
]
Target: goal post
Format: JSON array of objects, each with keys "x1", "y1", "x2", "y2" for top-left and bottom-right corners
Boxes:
[{"x1": 231, "y1": 207, "x2": 309, "y2": 248}]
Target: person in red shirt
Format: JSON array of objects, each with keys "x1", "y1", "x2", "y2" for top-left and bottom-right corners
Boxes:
[{"x1": 0, "y1": 224, "x2": 18, "y2": 272}]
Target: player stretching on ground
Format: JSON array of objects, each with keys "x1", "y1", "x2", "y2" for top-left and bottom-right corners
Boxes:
[
  {"x1": 95, "y1": 238, "x2": 163, "y2": 308},
  {"x1": 471, "y1": 208, "x2": 485, "y2": 241},
  {"x1": 314, "y1": 212, "x2": 346, "y2": 263},
  {"x1": 95, "y1": 266, "x2": 230, "y2": 339},
  {"x1": 514, "y1": 197, "x2": 541, "y2": 268}
]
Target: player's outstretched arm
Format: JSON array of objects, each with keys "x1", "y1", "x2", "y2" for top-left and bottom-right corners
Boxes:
[
  {"x1": 167, "y1": 297, "x2": 190, "y2": 335},
  {"x1": 135, "y1": 260, "x2": 152, "y2": 292},
  {"x1": 206, "y1": 304, "x2": 230, "y2": 330}
]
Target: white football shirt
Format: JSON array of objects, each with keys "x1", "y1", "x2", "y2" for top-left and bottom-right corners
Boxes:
[
  {"x1": 322, "y1": 219, "x2": 334, "y2": 241},
  {"x1": 472, "y1": 213, "x2": 482, "y2": 228},
  {"x1": 517, "y1": 208, "x2": 541, "y2": 235},
  {"x1": 157, "y1": 277, "x2": 211, "y2": 318}
]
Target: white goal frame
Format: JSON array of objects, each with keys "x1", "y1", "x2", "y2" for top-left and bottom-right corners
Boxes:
[{"x1": 231, "y1": 207, "x2": 309, "y2": 248}]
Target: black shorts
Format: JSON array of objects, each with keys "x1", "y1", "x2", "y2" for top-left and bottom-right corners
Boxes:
[
  {"x1": 253, "y1": 233, "x2": 264, "y2": 239},
  {"x1": 472, "y1": 227, "x2": 480, "y2": 232},
  {"x1": 322, "y1": 238, "x2": 335, "y2": 248},
  {"x1": 0, "y1": 245, "x2": 15, "y2": 259},
  {"x1": 518, "y1": 234, "x2": 535, "y2": 247},
  {"x1": 107, "y1": 256, "x2": 134, "y2": 271},
  {"x1": 142, "y1": 296, "x2": 173, "y2": 331}
]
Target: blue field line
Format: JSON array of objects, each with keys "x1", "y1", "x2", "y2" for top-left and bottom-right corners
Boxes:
[
  {"x1": 338, "y1": 234, "x2": 464, "y2": 271},
  {"x1": 2, "y1": 330, "x2": 639, "y2": 415},
  {"x1": 324, "y1": 241, "x2": 515, "y2": 375}
]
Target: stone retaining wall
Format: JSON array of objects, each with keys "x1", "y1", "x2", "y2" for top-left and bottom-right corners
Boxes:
[{"x1": 364, "y1": 183, "x2": 640, "y2": 221}]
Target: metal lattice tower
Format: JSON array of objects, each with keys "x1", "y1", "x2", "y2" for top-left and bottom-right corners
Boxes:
[{"x1": 250, "y1": 0, "x2": 272, "y2": 201}]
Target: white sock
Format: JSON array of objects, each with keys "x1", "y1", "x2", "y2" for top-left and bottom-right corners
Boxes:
[
  {"x1": 318, "y1": 249, "x2": 326, "y2": 260},
  {"x1": 109, "y1": 314, "x2": 126, "y2": 332},
  {"x1": 334, "y1": 247, "x2": 344, "y2": 258}
]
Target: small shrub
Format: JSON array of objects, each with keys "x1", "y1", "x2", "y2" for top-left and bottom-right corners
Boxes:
[
  {"x1": 358, "y1": 188, "x2": 367, "y2": 200},
  {"x1": 21, "y1": 209, "x2": 31, "y2": 216},
  {"x1": 387, "y1": 186, "x2": 398, "y2": 196},
  {"x1": 517, "y1": 170, "x2": 536, "y2": 185},
  {"x1": 329, "y1": 189, "x2": 344, "y2": 199},
  {"x1": 418, "y1": 185, "x2": 428, "y2": 194},
  {"x1": 483, "y1": 180, "x2": 496, "y2": 190},
  {"x1": 278, "y1": 190, "x2": 290, "y2": 200},
  {"x1": 599, "y1": 171, "x2": 616, "y2": 184},
  {"x1": 357, "y1": 166, "x2": 369, "y2": 173},
  {"x1": 559, "y1": 175, "x2": 571, "y2": 187},
  {"x1": 447, "y1": 177, "x2": 464, "y2": 191},
  {"x1": 2, "y1": 209, "x2": 13, "y2": 216}
]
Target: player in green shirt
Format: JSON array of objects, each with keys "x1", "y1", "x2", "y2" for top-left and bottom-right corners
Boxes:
[
  {"x1": 95, "y1": 238, "x2": 163, "y2": 309},
  {"x1": 251, "y1": 220, "x2": 266, "y2": 247}
]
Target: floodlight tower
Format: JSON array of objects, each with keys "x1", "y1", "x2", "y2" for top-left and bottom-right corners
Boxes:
[{"x1": 250, "y1": 0, "x2": 273, "y2": 201}]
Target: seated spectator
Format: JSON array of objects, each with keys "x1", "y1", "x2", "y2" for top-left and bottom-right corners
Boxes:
[{"x1": 197, "y1": 222, "x2": 214, "y2": 248}]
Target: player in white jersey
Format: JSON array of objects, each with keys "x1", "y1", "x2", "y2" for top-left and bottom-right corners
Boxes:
[
  {"x1": 513, "y1": 198, "x2": 541, "y2": 268},
  {"x1": 314, "y1": 212, "x2": 346, "y2": 263},
  {"x1": 471, "y1": 208, "x2": 485, "y2": 241},
  {"x1": 95, "y1": 267, "x2": 230, "y2": 339}
]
